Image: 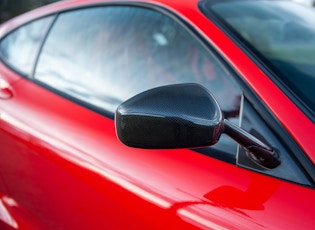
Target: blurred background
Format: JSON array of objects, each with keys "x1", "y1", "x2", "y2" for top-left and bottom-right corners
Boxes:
[{"x1": 0, "y1": 0, "x2": 60, "y2": 23}]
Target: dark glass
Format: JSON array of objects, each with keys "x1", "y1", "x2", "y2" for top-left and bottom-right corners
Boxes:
[
  {"x1": 201, "y1": 0, "x2": 315, "y2": 118},
  {"x1": 0, "y1": 16, "x2": 54, "y2": 75}
]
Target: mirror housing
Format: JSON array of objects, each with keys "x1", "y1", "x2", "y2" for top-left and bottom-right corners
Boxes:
[
  {"x1": 115, "y1": 84, "x2": 280, "y2": 169},
  {"x1": 115, "y1": 84, "x2": 223, "y2": 148}
]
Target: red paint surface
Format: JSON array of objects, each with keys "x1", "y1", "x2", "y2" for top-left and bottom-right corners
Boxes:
[{"x1": 0, "y1": 0, "x2": 314, "y2": 229}]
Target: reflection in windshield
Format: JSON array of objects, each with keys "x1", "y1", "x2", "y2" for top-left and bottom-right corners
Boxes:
[{"x1": 204, "y1": 1, "x2": 315, "y2": 116}]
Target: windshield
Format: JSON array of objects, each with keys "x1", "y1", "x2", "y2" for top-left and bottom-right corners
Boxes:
[{"x1": 200, "y1": 0, "x2": 315, "y2": 118}]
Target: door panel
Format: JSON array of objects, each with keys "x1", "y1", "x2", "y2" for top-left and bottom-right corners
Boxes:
[{"x1": 0, "y1": 75, "x2": 314, "y2": 229}]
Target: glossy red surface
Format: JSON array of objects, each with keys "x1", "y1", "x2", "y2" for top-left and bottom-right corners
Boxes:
[{"x1": 0, "y1": 0, "x2": 314, "y2": 229}]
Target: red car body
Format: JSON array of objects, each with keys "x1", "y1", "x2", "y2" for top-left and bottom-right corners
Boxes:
[{"x1": 0, "y1": 0, "x2": 314, "y2": 229}]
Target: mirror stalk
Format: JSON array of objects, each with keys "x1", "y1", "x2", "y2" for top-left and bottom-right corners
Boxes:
[{"x1": 223, "y1": 119, "x2": 280, "y2": 169}]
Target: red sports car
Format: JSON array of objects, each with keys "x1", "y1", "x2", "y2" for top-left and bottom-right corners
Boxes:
[{"x1": 0, "y1": 0, "x2": 314, "y2": 229}]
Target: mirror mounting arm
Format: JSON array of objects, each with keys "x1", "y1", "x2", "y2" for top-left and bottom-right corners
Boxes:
[{"x1": 223, "y1": 119, "x2": 280, "y2": 169}]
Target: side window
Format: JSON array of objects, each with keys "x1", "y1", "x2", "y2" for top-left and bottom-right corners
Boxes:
[
  {"x1": 0, "y1": 16, "x2": 54, "y2": 76},
  {"x1": 35, "y1": 6, "x2": 242, "y2": 157}
]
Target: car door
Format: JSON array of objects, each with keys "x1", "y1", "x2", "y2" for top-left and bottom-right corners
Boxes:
[{"x1": 0, "y1": 3, "x2": 314, "y2": 230}]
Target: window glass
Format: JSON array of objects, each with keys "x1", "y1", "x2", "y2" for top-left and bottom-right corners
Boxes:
[
  {"x1": 202, "y1": 0, "x2": 315, "y2": 118},
  {"x1": 35, "y1": 6, "x2": 242, "y2": 157},
  {"x1": 0, "y1": 16, "x2": 54, "y2": 76}
]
